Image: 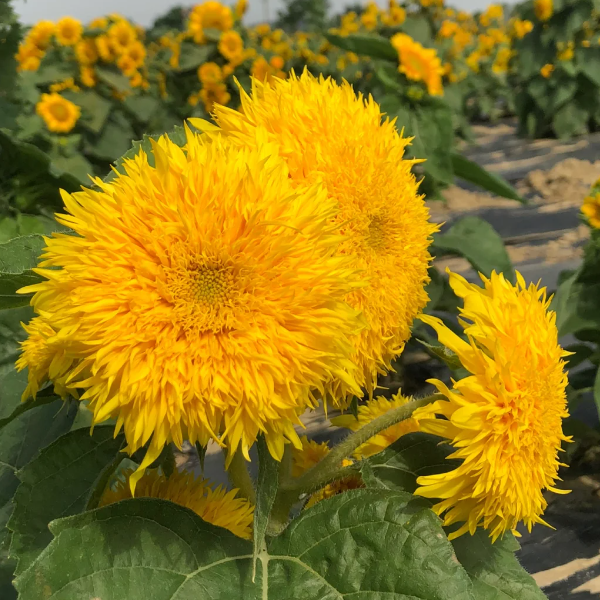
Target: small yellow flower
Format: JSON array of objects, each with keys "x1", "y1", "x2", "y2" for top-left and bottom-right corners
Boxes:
[
  {"x1": 332, "y1": 393, "x2": 420, "y2": 458},
  {"x1": 540, "y1": 63, "x2": 554, "y2": 78},
  {"x1": 466, "y1": 50, "x2": 481, "y2": 72},
  {"x1": 121, "y1": 40, "x2": 146, "y2": 67},
  {"x1": 80, "y1": 66, "x2": 97, "y2": 87},
  {"x1": 96, "y1": 35, "x2": 115, "y2": 62},
  {"x1": 100, "y1": 469, "x2": 254, "y2": 539},
  {"x1": 391, "y1": 33, "x2": 444, "y2": 96},
  {"x1": 492, "y1": 47, "x2": 513, "y2": 74},
  {"x1": 269, "y1": 55, "x2": 285, "y2": 70},
  {"x1": 234, "y1": 0, "x2": 248, "y2": 19},
  {"x1": 200, "y1": 82, "x2": 231, "y2": 112},
  {"x1": 361, "y1": 11, "x2": 378, "y2": 31},
  {"x1": 188, "y1": 0, "x2": 233, "y2": 41},
  {"x1": 557, "y1": 41, "x2": 574, "y2": 61},
  {"x1": 414, "y1": 270, "x2": 570, "y2": 541},
  {"x1": 198, "y1": 62, "x2": 223, "y2": 85},
  {"x1": 75, "y1": 38, "x2": 98, "y2": 64},
  {"x1": 15, "y1": 42, "x2": 43, "y2": 72},
  {"x1": 55, "y1": 17, "x2": 82, "y2": 46},
  {"x1": 582, "y1": 192, "x2": 600, "y2": 228},
  {"x1": 254, "y1": 23, "x2": 271, "y2": 37},
  {"x1": 108, "y1": 20, "x2": 136, "y2": 54},
  {"x1": 218, "y1": 30, "x2": 244, "y2": 62},
  {"x1": 49, "y1": 77, "x2": 80, "y2": 93},
  {"x1": 534, "y1": 0, "x2": 553, "y2": 21},
  {"x1": 117, "y1": 53, "x2": 138, "y2": 76},
  {"x1": 438, "y1": 20, "x2": 460, "y2": 38},
  {"x1": 511, "y1": 18, "x2": 534, "y2": 39},
  {"x1": 89, "y1": 16, "x2": 108, "y2": 29},
  {"x1": 129, "y1": 70, "x2": 145, "y2": 88},
  {"x1": 27, "y1": 20, "x2": 55, "y2": 49},
  {"x1": 36, "y1": 92, "x2": 80, "y2": 133}
]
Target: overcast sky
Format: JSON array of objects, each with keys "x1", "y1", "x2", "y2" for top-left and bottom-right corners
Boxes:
[{"x1": 13, "y1": 0, "x2": 510, "y2": 27}]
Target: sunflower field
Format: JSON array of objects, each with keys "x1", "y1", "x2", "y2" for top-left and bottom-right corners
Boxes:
[{"x1": 1, "y1": 0, "x2": 600, "y2": 596}]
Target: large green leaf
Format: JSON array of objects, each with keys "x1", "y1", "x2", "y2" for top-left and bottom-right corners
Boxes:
[
  {"x1": 451, "y1": 153, "x2": 525, "y2": 203},
  {"x1": 325, "y1": 33, "x2": 398, "y2": 61},
  {"x1": 86, "y1": 115, "x2": 135, "y2": 162},
  {"x1": 15, "y1": 490, "x2": 476, "y2": 599},
  {"x1": 8, "y1": 426, "x2": 125, "y2": 576},
  {"x1": 73, "y1": 91, "x2": 112, "y2": 134},
  {"x1": 0, "y1": 235, "x2": 45, "y2": 309},
  {"x1": 362, "y1": 432, "x2": 457, "y2": 492},
  {"x1": 123, "y1": 95, "x2": 161, "y2": 123},
  {"x1": 0, "y1": 306, "x2": 32, "y2": 378},
  {"x1": 176, "y1": 44, "x2": 213, "y2": 72},
  {"x1": 433, "y1": 216, "x2": 514, "y2": 281},
  {"x1": 452, "y1": 530, "x2": 546, "y2": 599},
  {"x1": 552, "y1": 102, "x2": 589, "y2": 138},
  {"x1": 96, "y1": 67, "x2": 131, "y2": 94}
]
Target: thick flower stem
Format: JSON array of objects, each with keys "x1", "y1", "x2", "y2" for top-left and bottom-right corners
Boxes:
[
  {"x1": 227, "y1": 448, "x2": 257, "y2": 505},
  {"x1": 280, "y1": 393, "x2": 443, "y2": 495}
]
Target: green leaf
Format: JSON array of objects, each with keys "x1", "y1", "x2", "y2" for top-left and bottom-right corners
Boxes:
[
  {"x1": 593, "y1": 366, "x2": 600, "y2": 421},
  {"x1": 0, "y1": 399, "x2": 77, "y2": 553},
  {"x1": 325, "y1": 33, "x2": 398, "y2": 61},
  {"x1": 96, "y1": 67, "x2": 132, "y2": 94},
  {"x1": 8, "y1": 426, "x2": 125, "y2": 576},
  {"x1": 418, "y1": 339, "x2": 463, "y2": 370},
  {"x1": 176, "y1": 44, "x2": 213, "y2": 72},
  {"x1": 86, "y1": 115, "x2": 134, "y2": 162},
  {"x1": 123, "y1": 95, "x2": 161, "y2": 123},
  {"x1": 33, "y1": 64, "x2": 75, "y2": 86},
  {"x1": 452, "y1": 530, "x2": 546, "y2": 599},
  {"x1": 253, "y1": 435, "x2": 278, "y2": 571},
  {"x1": 0, "y1": 306, "x2": 33, "y2": 378},
  {"x1": 374, "y1": 63, "x2": 403, "y2": 91},
  {"x1": 433, "y1": 216, "x2": 514, "y2": 281},
  {"x1": 0, "y1": 235, "x2": 45, "y2": 309},
  {"x1": 579, "y1": 46, "x2": 600, "y2": 86},
  {"x1": 362, "y1": 432, "x2": 457, "y2": 492},
  {"x1": 400, "y1": 15, "x2": 433, "y2": 45},
  {"x1": 74, "y1": 91, "x2": 112, "y2": 134},
  {"x1": 553, "y1": 102, "x2": 589, "y2": 138},
  {"x1": 15, "y1": 490, "x2": 476, "y2": 599},
  {"x1": 47, "y1": 153, "x2": 93, "y2": 185},
  {"x1": 451, "y1": 153, "x2": 525, "y2": 203}
]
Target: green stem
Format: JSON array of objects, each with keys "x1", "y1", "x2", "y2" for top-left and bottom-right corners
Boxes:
[
  {"x1": 281, "y1": 392, "x2": 443, "y2": 495},
  {"x1": 227, "y1": 448, "x2": 257, "y2": 505}
]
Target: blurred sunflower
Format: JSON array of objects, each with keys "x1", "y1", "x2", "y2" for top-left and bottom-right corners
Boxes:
[
  {"x1": 218, "y1": 30, "x2": 244, "y2": 62},
  {"x1": 582, "y1": 192, "x2": 600, "y2": 228},
  {"x1": 199, "y1": 71, "x2": 436, "y2": 398},
  {"x1": 534, "y1": 0, "x2": 553, "y2": 21},
  {"x1": 15, "y1": 42, "x2": 44, "y2": 72},
  {"x1": 75, "y1": 38, "x2": 98, "y2": 65},
  {"x1": 414, "y1": 270, "x2": 570, "y2": 541},
  {"x1": 200, "y1": 83, "x2": 231, "y2": 112},
  {"x1": 80, "y1": 66, "x2": 97, "y2": 87},
  {"x1": 95, "y1": 34, "x2": 115, "y2": 62},
  {"x1": 36, "y1": 93, "x2": 81, "y2": 133},
  {"x1": 100, "y1": 468, "x2": 254, "y2": 539},
  {"x1": 189, "y1": 1, "x2": 233, "y2": 43},
  {"x1": 391, "y1": 33, "x2": 444, "y2": 96},
  {"x1": 198, "y1": 62, "x2": 224, "y2": 85},
  {"x1": 332, "y1": 392, "x2": 420, "y2": 458},
  {"x1": 55, "y1": 16, "x2": 82, "y2": 46},
  {"x1": 108, "y1": 20, "x2": 136, "y2": 54},
  {"x1": 17, "y1": 130, "x2": 363, "y2": 489},
  {"x1": 27, "y1": 20, "x2": 55, "y2": 49}
]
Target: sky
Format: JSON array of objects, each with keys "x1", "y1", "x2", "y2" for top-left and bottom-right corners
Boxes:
[{"x1": 13, "y1": 0, "x2": 512, "y2": 28}]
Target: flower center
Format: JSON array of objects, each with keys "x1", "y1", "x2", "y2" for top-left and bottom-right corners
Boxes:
[
  {"x1": 366, "y1": 215, "x2": 387, "y2": 250},
  {"x1": 51, "y1": 103, "x2": 69, "y2": 121}
]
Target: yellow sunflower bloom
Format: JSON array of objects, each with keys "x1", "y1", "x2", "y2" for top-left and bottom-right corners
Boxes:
[
  {"x1": 331, "y1": 392, "x2": 421, "y2": 458},
  {"x1": 35, "y1": 93, "x2": 81, "y2": 133},
  {"x1": 55, "y1": 17, "x2": 82, "y2": 46},
  {"x1": 582, "y1": 192, "x2": 600, "y2": 228},
  {"x1": 540, "y1": 63, "x2": 554, "y2": 78},
  {"x1": 200, "y1": 82, "x2": 231, "y2": 112},
  {"x1": 188, "y1": 0, "x2": 233, "y2": 42},
  {"x1": 235, "y1": 0, "x2": 248, "y2": 19},
  {"x1": 96, "y1": 34, "x2": 115, "y2": 62},
  {"x1": 414, "y1": 270, "x2": 570, "y2": 541},
  {"x1": 15, "y1": 42, "x2": 44, "y2": 72},
  {"x1": 80, "y1": 66, "x2": 97, "y2": 87},
  {"x1": 203, "y1": 71, "x2": 436, "y2": 397},
  {"x1": 89, "y1": 16, "x2": 108, "y2": 30},
  {"x1": 17, "y1": 131, "x2": 363, "y2": 490},
  {"x1": 75, "y1": 38, "x2": 98, "y2": 65},
  {"x1": 198, "y1": 62, "x2": 223, "y2": 85},
  {"x1": 511, "y1": 18, "x2": 533, "y2": 39},
  {"x1": 108, "y1": 20, "x2": 137, "y2": 54},
  {"x1": 27, "y1": 20, "x2": 55, "y2": 49},
  {"x1": 534, "y1": 0, "x2": 553, "y2": 21},
  {"x1": 100, "y1": 468, "x2": 254, "y2": 539},
  {"x1": 391, "y1": 33, "x2": 444, "y2": 96},
  {"x1": 121, "y1": 40, "x2": 146, "y2": 67},
  {"x1": 218, "y1": 30, "x2": 244, "y2": 62}
]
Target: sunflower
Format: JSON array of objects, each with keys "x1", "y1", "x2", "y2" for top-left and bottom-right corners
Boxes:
[
  {"x1": 219, "y1": 30, "x2": 244, "y2": 62},
  {"x1": 100, "y1": 468, "x2": 254, "y2": 539},
  {"x1": 414, "y1": 270, "x2": 570, "y2": 541},
  {"x1": 391, "y1": 33, "x2": 444, "y2": 96},
  {"x1": 17, "y1": 131, "x2": 363, "y2": 489},
  {"x1": 582, "y1": 192, "x2": 600, "y2": 228},
  {"x1": 331, "y1": 392, "x2": 421, "y2": 458},
  {"x1": 80, "y1": 66, "x2": 96, "y2": 87},
  {"x1": 200, "y1": 71, "x2": 436, "y2": 398},
  {"x1": 116, "y1": 53, "x2": 138, "y2": 76},
  {"x1": 15, "y1": 42, "x2": 44, "y2": 72},
  {"x1": 200, "y1": 83, "x2": 231, "y2": 113},
  {"x1": 198, "y1": 62, "x2": 224, "y2": 85},
  {"x1": 235, "y1": 0, "x2": 248, "y2": 19},
  {"x1": 89, "y1": 16, "x2": 108, "y2": 29},
  {"x1": 121, "y1": 40, "x2": 146, "y2": 67},
  {"x1": 75, "y1": 38, "x2": 98, "y2": 65},
  {"x1": 27, "y1": 20, "x2": 55, "y2": 49},
  {"x1": 35, "y1": 93, "x2": 81, "y2": 133},
  {"x1": 95, "y1": 35, "x2": 115, "y2": 62},
  {"x1": 55, "y1": 17, "x2": 82, "y2": 46},
  {"x1": 511, "y1": 18, "x2": 533, "y2": 39},
  {"x1": 534, "y1": 0, "x2": 553, "y2": 21},
  {"x1": 189, "y1": 1, "x2": 233, "y2": 43},
  {"x1": 108, "y1": 20, "x2": 136, "y2": 54}
]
